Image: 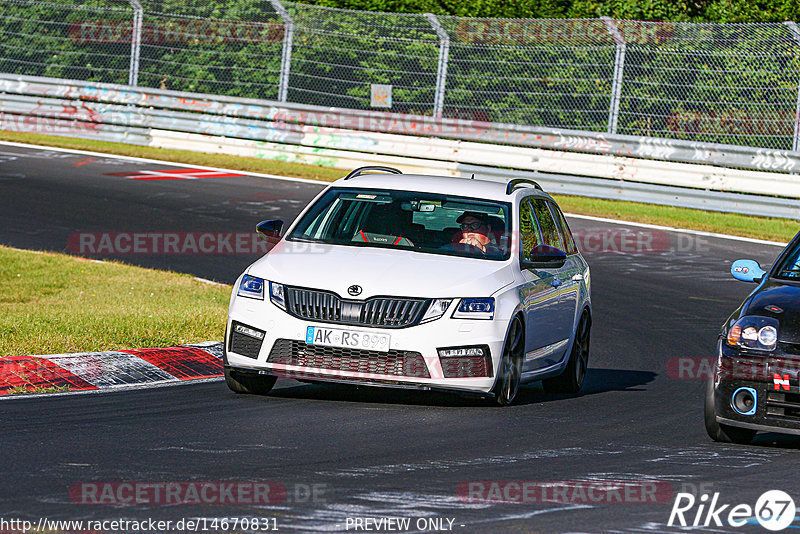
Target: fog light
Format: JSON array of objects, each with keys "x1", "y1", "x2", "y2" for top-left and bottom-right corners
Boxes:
[
  {"x1": 234, "y1": 323, "x2": 265, "y2": 340},
  {"x1": 438, "y1": 347, "x2": 485, "y2": 358},
  {"x1": 731, "y1": 387, "x2": 757, "y2": 416}
]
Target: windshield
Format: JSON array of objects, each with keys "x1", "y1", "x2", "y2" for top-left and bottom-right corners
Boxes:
[
  {"x1": 288, "y1": 188, "x2": 511, "y2": 260},
  {"x1": 774, "y1": 238, "x2": 800, "y2": 280}
]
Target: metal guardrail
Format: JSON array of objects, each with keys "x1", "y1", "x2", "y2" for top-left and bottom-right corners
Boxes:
[
  {"x1": 1, "y1": 73, "x2": 799, "y2": 219},
  {"x1": 4, "y1": 73, "x2": 800, "y2": 175}
]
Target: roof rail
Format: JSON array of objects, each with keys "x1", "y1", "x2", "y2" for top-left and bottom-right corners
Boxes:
[
  {"x1": 343, "y1": 166, "x2": 403, "y2": 180},
  {"x1": 506, "y1": 178, "x2": 543, "y2": 195}
]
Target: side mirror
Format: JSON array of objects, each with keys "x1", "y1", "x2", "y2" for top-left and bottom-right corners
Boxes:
[
  {"x1": 524, "y1": 245, "x2": 567, "y2": 269},
  {"x1": 256, "y1": 219, "x2": 284, "y2": 240},
  {"x1": 731, "y1": 259, "x2": 766, "y2": 283}
]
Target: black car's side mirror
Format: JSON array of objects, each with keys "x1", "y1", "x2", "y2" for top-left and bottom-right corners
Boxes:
[
  {"x1": 256, "y1": 219, "x2": 284, "y2": 240},
  {"x1": 523, "y1": 245, "x2": 567, "y2": 269}
]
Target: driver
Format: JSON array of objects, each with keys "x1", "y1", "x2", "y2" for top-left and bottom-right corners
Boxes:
[{"x1": 456, "y1": 212, "x2": 498, "y2": 254}]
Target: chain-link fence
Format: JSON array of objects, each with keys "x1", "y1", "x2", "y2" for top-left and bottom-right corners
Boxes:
[{"x1": 2, "y1": 0, "x2": 800, "y2": 151}]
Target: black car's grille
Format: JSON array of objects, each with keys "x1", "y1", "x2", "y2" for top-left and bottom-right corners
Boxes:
[
  {"x1": 284, "y1": 286, "x2": 429, "y2": 329},
  {"x1": 267, "y1": 339, "x2": 430, "y2": 378},
  {"x1": 766, "y1": 391, "x2": 800, "y2": 420},
  {"x1": 778, "y1": 343, "x2": 800, "y2": 356}
]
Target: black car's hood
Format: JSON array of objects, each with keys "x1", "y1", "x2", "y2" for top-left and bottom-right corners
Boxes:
[{"x1": 743, "y1": 280, "x2": 800, "y2": 344}]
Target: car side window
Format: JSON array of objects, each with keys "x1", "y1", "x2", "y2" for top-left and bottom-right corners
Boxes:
[
  {"x1": 549, "y1": 202, "x2": 578, "y2": 255},
  {"x1": 519, "y1": 198, "x2": 544, "y2": 261},
  {"x1": 530, "y1": 198, "x2": 564, "y2": 251}
]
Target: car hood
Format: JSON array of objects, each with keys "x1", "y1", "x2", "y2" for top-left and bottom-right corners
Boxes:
[
  {"x1": 247, "y1": 241, "x2": 516, "y2": 298},
  {"x1": 743, "y1": 280, "x2": 800, "y2": 344}
]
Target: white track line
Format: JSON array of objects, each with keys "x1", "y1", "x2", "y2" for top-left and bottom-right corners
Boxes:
[
  {"x1": 193, "y1": 276, "x2": 231, "y2": 287},
  {"x1": 0, "y1": 140, "x2": 790, "y2": 248},
  {"x1": 0, "y1": 140, "x2": 325, "y2": 185},
  {"x1": 565, "y1": 213, "x2": 788, "y2": 248}
]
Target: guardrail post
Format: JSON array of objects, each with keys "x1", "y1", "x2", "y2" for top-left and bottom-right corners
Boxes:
[
  {"x1": 784, "y1": 21, "x2": 800, "y2": 152},
  {"x1": 128, "y1": 0, "x2": 143, "y2": 87},
  {"x1": 424, "y1": 13, "x2": 449, "y2": 119},
  {"x1": 602, "y1": 17, "x2": 626, "y2": 135},
  {"x1": 269, "y1": 0, "x2": 294, "y2": 102}
]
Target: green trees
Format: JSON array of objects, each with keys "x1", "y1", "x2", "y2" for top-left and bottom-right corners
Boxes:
[
  {"x1": 299, "y1": 0, "x2": 800, "y2": 23},
  {"x1": 1, "y1": 0, "x2": 798, "y2": 150}
]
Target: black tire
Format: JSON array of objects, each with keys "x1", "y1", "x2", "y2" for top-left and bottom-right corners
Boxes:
[
  {"x1": 542, "y1": 312, "x2": 590, "y2": 395},
  {"x1": 224, "y1": 368, "x2": 277, "y2": 395},
  {"x1": 704, "y1": 378, "x2": 757, "y2": 444},
  {"x1": 492, "y1": 316, "x2": 524, "y2": 406}
]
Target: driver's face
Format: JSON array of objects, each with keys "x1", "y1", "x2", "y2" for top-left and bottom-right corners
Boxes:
[{"x1": 460, "y1": 216, "x2": 488, "y2": 238}]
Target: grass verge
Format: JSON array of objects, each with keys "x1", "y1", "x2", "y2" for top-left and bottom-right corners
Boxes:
[
  {"x1": 0, "y1": 245, "x2": 230, "y2": 356},
  {"x1": 0, "y1": 130, "x2": 797, "y2": 243},
  {"x1": 8, "y1": 385, "x2": 71, "y2": 395},
  {"x1": 0, "y1": 130, "x2": 344, "y2": 182}
]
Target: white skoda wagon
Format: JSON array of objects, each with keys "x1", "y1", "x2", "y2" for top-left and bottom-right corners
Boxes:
[{"x1": 224, "y1": 166, "x2": 591, "y2": 405}]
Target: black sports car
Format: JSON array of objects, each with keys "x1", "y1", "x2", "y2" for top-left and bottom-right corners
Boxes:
[{"x1": 706, "y1": 233, "x2": 800, "y2": 444}]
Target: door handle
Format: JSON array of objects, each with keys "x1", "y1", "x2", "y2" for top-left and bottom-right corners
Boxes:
[
  {"x1": 571, "y1": 274, "x2": 584, "y2": 282},
  {"x1": 551, "y1": 279, "x2": 562, "y2": 288}
]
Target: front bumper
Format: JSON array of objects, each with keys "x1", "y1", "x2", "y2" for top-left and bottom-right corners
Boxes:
[
  {"x1": 712, "y1": 340, "x2": 800, "y2": 434},
  {"x1": 224, "y1": 296, "x2": 511, "y2": 394}
]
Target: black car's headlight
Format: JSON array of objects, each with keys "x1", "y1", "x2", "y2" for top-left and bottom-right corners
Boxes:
[{"x1": 726, "y1": 316, "x2": 779, "y2": 351}]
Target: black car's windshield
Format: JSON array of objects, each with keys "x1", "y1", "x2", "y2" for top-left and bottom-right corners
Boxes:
[
  {"x1": 288, "y1": 188, "x2": 511, "y2": 260},
  {"x1": 774, "y1": 239, "x2": 800, "y2": 279}
]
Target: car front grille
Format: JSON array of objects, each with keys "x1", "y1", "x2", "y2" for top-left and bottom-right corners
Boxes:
[
  {"x1": 778, "y1": 343, "x2": 800, "y2": 356},
  {"x1": 766, "y1": 391, "x2": 800, "y2": 420},
  {"x1": 267, "y1": 339, "x2": 430, "y2": 378},
  {"x1": 284, "y1": 286, "x2": 429, "y2": 329}
]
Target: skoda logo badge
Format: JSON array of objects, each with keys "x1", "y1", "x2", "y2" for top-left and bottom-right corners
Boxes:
[{"x1": 348, "y1": 285, "x2": 363, "y2": 296}]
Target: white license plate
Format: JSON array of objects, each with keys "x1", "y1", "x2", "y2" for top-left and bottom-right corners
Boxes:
[{"x1": 305, "y1": 326, "x2": 390, "y2": 352}]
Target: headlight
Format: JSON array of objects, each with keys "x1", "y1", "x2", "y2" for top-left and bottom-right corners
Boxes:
[
  {"x1": 420, "y1": 299, "x2": 453, "y2": 323},
  {"x1": 452, "y1": 298, "x2": 495, "y2": 320},
  {"x1": 726, "y1": 316, "x2": 779, "y2": 351},
  {"x1": 269, "y1": 281, "x2": 286, "y2": 310},
  {"x1": 237, "y1": 275, "x2": 264, "y2": 300}
]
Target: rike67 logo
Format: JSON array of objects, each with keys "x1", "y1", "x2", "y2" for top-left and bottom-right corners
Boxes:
[{"x1": 669, "y1": 490, "x2": 796, "y2": 531}]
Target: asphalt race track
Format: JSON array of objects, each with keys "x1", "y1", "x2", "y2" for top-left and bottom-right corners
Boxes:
[{"x1": 1, "y1": 143, "x2": 798, "y2": 533}]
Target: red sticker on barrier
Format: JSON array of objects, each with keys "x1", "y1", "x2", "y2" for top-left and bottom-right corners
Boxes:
[
  {"x1": 0, "y1": 356, "x2": 98, "y2": 395},
  {"x1": 119, "y1": 347, "x2": 223, "y2": 380}
]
